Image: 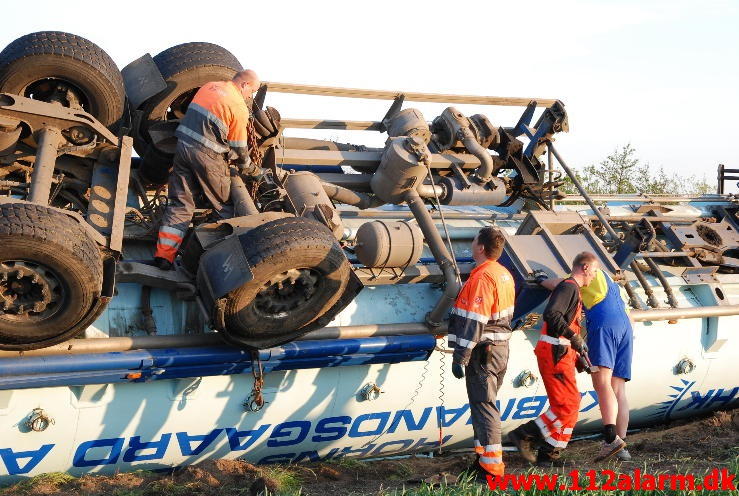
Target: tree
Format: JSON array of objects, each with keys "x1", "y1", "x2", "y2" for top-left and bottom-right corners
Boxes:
[{"x1": 560, "y1": 144, "x2": 716, "y2": 196}]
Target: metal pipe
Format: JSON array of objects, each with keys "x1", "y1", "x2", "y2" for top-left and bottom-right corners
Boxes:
[
  {"x1": 630, "y1": 305, "x2": 739, "y2": 322},
  {"x1": 563, "y1": 194, "x2": 733, "y2": 203},
  {"x1": 547, "y1": 142, "x2": 620, "y2": 243},
  {"x1": 405, "y1": 189, "x2": 461, "y2": 327},
  {"x1": 281, "y1": 137, "x2": 377, "y2": 153},
  {"x1": 0, "y1": 322, "x2": 447, "y2": 358},
  {"x1": 321, "y1": 182, "x2": 384, "y2": 210},
  {"x1": 636, "y1": 251, "x2": 693, "y2": 258},
  {"x1": 630, "y1": 261, "x2": 660, "y2": 308},
  {"x1": 643, "y1": 257, "x2": 679, "y2": 308},
  {"x1": 28, "y1": 127, "x2": 64, "y2": 204},
  {"x1": 339, "y1": 209, "x2": 523, "y2": 221},
  {"x1": 416, "y1": 183, "x2": 446, "y2": 198},
  {"x1": 461, "y1": 133, "x2": 494, "y2": 183},
  {"x1": 230, "y1": 169, "x2": 259, "y2": 216}
]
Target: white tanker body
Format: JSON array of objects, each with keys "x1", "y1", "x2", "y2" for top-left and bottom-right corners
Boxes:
[{"x1": 0, "y1": 31, "x2": 737, "y2": 482}]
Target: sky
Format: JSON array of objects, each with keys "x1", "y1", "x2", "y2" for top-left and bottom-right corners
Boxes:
[{"x1": 3, "y1": 0, "x2": 738, "y2": 190}]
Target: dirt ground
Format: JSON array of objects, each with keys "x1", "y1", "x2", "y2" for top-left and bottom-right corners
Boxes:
[{"x1": 2, "y1": 409, "x2": 738, "y2": 496}]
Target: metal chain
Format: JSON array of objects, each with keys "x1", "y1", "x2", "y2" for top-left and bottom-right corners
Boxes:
[
  {"x1": 244, "y1": 352, "x2": 265, "y2": 412},
  {"x1": 247, "y1": 117, "x2": 264, "y2": 167}
]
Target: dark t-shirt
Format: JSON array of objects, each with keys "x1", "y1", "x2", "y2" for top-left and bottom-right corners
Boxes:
[{"x1": 543, "y1": 278, "x2": 581, "y2": 338}]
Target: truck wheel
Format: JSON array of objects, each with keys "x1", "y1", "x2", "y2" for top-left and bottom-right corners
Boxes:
[
  {"x1": 0, "y1": 203, "x2": 103, "y2": 350},
  {"x1": 134, "y1": 42, "x2": 242, "y2": 162},
  {"x1": 221, "y1": 217, "x2": 351, "y2": 347},
  {"x1": 0, "y1": 31, "x2": 125, "y2": 129}
]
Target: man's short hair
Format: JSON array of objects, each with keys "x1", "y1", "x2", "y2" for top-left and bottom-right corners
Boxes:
[
  {"x1": 477, "y1": 226, "x2": 505, "y2": 260},
  {"x1": 233, "y1": 69, "x2": 259, "y2": 85},
  {"x1": 572, "y1": 251, "x2": 598, "y2": 269}
]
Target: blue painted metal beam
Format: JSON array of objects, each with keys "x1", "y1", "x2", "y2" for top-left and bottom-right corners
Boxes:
[{"x1": 0, "y1": 335, "x2": 437, "y2": 390}]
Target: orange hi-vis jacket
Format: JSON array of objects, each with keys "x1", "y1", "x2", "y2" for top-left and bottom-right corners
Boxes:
[
  {"x1": 448, "y1": 259, "x2": 515, "y2": 365},
  {"x1": 175, "y1": 80, "x2": 250, "y2": 168}
]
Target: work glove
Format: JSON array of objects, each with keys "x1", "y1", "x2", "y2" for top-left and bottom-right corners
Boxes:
[
  {"x1": 569, "y1": 334, "x2": 588, "y2": 355},
  {"x1": 534, "y1": 273, "x2": 549, "y2": 286},
  {"x1": 451, "y1": 362, "x2": 465, "y2": 379}
]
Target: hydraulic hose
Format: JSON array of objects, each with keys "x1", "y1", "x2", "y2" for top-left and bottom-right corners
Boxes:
[
  {"x1": 405, "y1": 189, "x2": 461, "y2": 328},
  {"x1": 643, "y1": 256, "x2": 679, "y2": 308},
  {"x1": 630, "y1": 261, "x2": 660, "y2": 308}
]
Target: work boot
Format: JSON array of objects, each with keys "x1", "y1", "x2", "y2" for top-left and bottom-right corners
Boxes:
[
  {"x1": 535, "y1": 446, "x2": 562, "y2": 468},
  {"x1": 615, "y1": 448, "x2": 632, "y2": 461},
  {"x1": 153, "y1": 257, "x2": 174, "y2": 271},
  {"x1": 595, "y1": 435, "x2": 626, "y2": 462},
  {"x1": 508, "y1": 426, "x2": 537, "y2": 463}
]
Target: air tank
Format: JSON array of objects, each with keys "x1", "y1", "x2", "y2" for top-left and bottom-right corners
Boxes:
[{"x1": 354, "y1": 220, "x2": 423, "y2": 268}]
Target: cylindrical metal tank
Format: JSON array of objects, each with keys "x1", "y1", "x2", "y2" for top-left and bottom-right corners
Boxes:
[
  {"x1": 354, "y1": 220, "x2": 423, "y2": 268},
  {"x1": 370, "y1": 136, "x2": 431, "y2": 204},
  {"x1": 283, "y1": 171, "x2": 344, "y2": 239},
  {"x1": 440, "y1": 175, "x2": 507, "y2": 205}
]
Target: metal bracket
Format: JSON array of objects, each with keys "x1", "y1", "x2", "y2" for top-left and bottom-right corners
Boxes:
[{"x1": 681, "y1": 266, "x2": 719, "y2": 284}]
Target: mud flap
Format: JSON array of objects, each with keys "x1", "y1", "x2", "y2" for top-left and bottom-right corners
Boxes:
[
  {"x1": 121, "y1": 54, "x2": 167, "y2": 109},
  {"x1": 197, "y1": 235, "x2": 254, "y2": 312}
]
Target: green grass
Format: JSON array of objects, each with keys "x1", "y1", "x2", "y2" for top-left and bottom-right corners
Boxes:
[
  {"x1": 381, "y1": 455, "x2": 739, "y2": 495},
  {"x1": 0, "y1": 472, "x2": 76, "y2": 493}
]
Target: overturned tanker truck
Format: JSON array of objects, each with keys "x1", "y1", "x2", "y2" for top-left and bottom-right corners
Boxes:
[{"x1": 0, "y1": 31, "x2": 737, "y2": 478}]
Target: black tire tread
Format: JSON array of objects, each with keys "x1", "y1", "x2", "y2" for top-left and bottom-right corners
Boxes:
[
  {"x1": 0, "y1": 203, "x2": 102, "y2": 288},
  {"x1": 0, "y1": 31, "x2": 124, "y2": 102},
  {"x1": 241, "y1": 217, "x2": 338, "y2": 268},
  {"x1": 153, "y1": 42, "x2": 242, "y2": 79}
]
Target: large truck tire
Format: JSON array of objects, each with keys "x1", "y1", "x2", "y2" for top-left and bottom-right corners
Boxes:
[
  {"x1": 0, "y1": 31, "x2": 125, "y2": 129},
  {"x1": 0, "y1": 203, "x2": 103, "y2": 350},
  {"x1": 220, "y1": 217, "x2": 351, "y2": 348},
  {"x1": 134, "y1": 42, "x2": 242, "y2": 184}
]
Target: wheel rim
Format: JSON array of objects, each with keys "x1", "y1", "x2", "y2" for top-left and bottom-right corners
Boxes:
[
  {"x1": 23, "y1": 77, "x2": 91, "y2": 113},
  {"x1": 166, "y1": 88, "x2": 198, "y2": 121},
  {"x1": 0, "y1": 260, "x2": 66, "y2": 323},
  {"x1": 253, "y1": 268, "x2": 323, "y2": 319}
]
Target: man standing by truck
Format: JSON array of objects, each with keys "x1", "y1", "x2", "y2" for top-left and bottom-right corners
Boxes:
[
  {"x1": 508, "y1": 251, "x2": 596, "y2": 465},
  {"x1": 153, "y1": 69, "x2": 262, "y2": 270},
  {"x1": 449, "y1": 226, "x2": 515, "y2": 479},
  {"x1": 532, "y1": 261, "x2": 633, "y2": 461}
]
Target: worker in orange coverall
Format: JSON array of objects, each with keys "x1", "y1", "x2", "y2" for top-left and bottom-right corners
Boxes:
[
  {"x1": 508, "y1": 251, "x2": 597, "y2": 465},
  {"x1": 448, "y1": 226, "x2": 515, "y2": 479},
  {"x1": 153, "y1": 69, "x2": 261, "y2": 270}
]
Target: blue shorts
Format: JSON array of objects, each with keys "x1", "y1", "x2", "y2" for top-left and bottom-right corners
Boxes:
[{"x1": 586, "y1": 323, "x2": 633, "y2": 381}]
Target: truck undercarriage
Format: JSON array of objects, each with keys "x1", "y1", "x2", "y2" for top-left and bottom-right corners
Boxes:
[{"x1": 1, "y1": 31, "x2": 738, "y2": 353}]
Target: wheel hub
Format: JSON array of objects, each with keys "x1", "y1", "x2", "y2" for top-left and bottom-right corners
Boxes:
[
  {"x1": 253, "y1": 268, "x2": 321, "y2": 317},
  {"x1": 0, "y1": 261, "x2": 62, "y2": 318}
]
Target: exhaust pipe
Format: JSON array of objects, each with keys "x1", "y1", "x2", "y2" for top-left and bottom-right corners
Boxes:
[{"x1": 405, "y1": 189, "x2": 460, "y2": 327}]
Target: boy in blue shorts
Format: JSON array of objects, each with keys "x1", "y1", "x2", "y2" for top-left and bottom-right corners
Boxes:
[{"x1": 540, "y1": 254, "x2": 633, "y2": 462}]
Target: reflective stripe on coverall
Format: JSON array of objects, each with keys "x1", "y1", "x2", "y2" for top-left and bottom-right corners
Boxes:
[
  {"x1": 448, "y1": 259, "x2": 515, "y2": 477},
  {"x1": 533, "y1": 279, "x2": 583, "y2": 450}
]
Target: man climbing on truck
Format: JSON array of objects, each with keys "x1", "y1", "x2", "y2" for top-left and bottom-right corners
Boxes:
[
  {"x1": 153, "y1": 69, "x2": 262, "y2": 270},
  {"x1": 507, "y1": 251, "x2": 596, "y2": 465},
  {"x1": 449, "y1": 226, "x2": 516, "y2": 480}
]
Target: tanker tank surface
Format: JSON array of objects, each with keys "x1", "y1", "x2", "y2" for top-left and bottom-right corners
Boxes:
[{"x1": 0, "y1": 31, "x2": 737, "y2": 480}]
